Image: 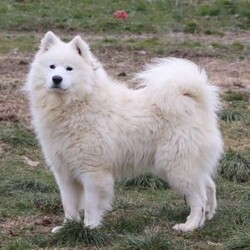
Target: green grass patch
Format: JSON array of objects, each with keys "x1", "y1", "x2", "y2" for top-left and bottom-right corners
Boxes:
[
  {"x1": 109, "y1": 211, "x2": 151, "y2": 234},
  {"x1": 219, "y1": 149, "x2": 250, "y2": 183},
  {"x1": 13, "y1": 179, "x2": 51, "y2": 193},
  {"x1": 34, "y1": 195, "x2": 63, "y2": 214},
  {"x1": 219, "y1": 110, "x2": 242, "y2": 123},
  {"x1": 52, "y1": 220, "x2": 109, "y2": 247},
  {"x1": 209, "y1": 42, "x2": 250, "y2": 59},
  {"x1": 94, "y1": 36, "x2": 248, "y2": 59},
  {"x1": 0, "y1": 124, "x2": 58, "y2": 217},
  {"x1": 230, "y1": 42, "x2": 245, "y2": 51},
  {"x1": 0, "y1": 0, "x2": 249, "y2": 34},
  {"x1": 121, "y1": 228, "x2": 183, "y2": 250},
  {"x1": 223, "y1": 233, "x2": 250, "y2": 250},
  {"x1": 151, "y1": 203, "x2": 189, "y2": 223},
  {"x1": 0, "y1": 172, "x2": 58, "y2": 217},
  {"x1": 224, "y1": 90, "x2": 249, "y2": 102},
  {"x1": 0, "y1": 34, "x2": 37, "y2": 54},
  {"x1": 6, "y1": 239, "x2": 33, "y2": 250},
  {"x1": 221, "y1": 91, "x2": 250, "y2": 149},
  {"x1": 183, "y1": 20, "x2": 199, "y2": 34},
  {"x1": 0, "y1": 124, "x2": 37, "y2": 149},
  {"x1": 118, "y1": 173, "x2": 169, "y2": 190},
  {"x1": 94, "y1": 37, "x2": 209, "y2": 58}
]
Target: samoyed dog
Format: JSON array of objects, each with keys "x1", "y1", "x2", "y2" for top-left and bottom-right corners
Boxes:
[{"x1": 25, "y1": 31, "x2": 223, "y2": 233}]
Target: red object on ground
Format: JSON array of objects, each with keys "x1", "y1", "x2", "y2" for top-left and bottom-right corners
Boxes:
[{"x1": 113, "y1": 10, "x2": 128, "y2": 20}]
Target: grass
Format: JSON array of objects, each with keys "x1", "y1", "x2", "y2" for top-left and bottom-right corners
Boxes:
[
  {"x1": 0, "y1": 34, "x2": 37, "y2": 54},
  {"x1": 219, "y1": 110, "x2": 242, "y2": 123},
  {"x1": 52, "y1": 219, "x2": 109, "y2": 247},
  {"x1": 6, "y1": 239, "x2": 33, "y2": 250},
  {"x1": 121, "y1": 228, "x2": 183, "y2": 250},
  {"x1": 0, "y1": 0, "x2": 249, "y2": 34},
  {"x1": 0, "y1": 124, "x2": 58, "y2": 219},
  {"x1": 1, "y1": 31, "x2": 249, "y2": 61},
  {"x1": 118, "y1": 173, "x2": 169, "y2": 190},
  {"x1": 223, "y1": 233, "x2": 250, "y2": 250},
  {"x1": 0, "y1": 1, "x2": 250, "y2": 249},
  {"x1": 223, "y1": 90, "x2": 249, "y2": 102},
  {"x1": 219, "y1": 149, "x2": 250, "y2": 183}
]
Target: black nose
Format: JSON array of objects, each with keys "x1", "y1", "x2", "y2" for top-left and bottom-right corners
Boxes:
[{"x1": 52, "y1": 75, "x2": 63, "y2": 85}]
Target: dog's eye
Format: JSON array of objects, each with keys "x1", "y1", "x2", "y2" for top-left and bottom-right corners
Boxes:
[
  {"x1": 66, "y1": 66, "x2": 73, "y2": 71},
  {"x1": 50, "y1": 65, "x2": 56, "y2": 69}
]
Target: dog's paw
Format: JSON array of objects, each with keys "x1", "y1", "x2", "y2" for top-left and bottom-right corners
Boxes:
[
  {"x1": 51, "y1": 225, "x2": 63, "y2": 233},
  {"x1": 205, "y1": 203, "x2": 217, "y2": 220},
  {"x1": 206, "y1": 209, "x2": 216, "y2": 220},
  {"x1": 84, "y1": 220, "x2": 101, "y2": 229},
  {"x1": 84, "y1": 217, "x2": 101, "y2": 229},
  {"x1": 172, "y1": 223, "x2": 197, "y2": 232}
]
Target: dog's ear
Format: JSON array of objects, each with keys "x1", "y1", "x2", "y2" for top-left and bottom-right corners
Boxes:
[
  {"x1": 40, "y1": 31, "x2": 60, "y2": 52},
  {"x1": 71, "y1": 36, "x2": 91, "y2": 59}
]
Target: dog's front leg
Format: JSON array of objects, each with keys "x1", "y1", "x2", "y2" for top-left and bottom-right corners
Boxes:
[
  {"x1": 82, "y1": 171, "x2": 114, "y2": 229},
  {"x1": 52, "y1": 168, "x2": 83, "y2": 233}
]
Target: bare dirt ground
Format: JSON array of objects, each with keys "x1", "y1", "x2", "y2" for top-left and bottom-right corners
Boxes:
[
  {"x1": 0, "y1": 32, "x2": 249, "y2": 125},
  {"x1": 0, "y1": 214, "x2": 62, "y2": 237}
]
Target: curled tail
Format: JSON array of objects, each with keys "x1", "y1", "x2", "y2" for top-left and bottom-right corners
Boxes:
[{"x1": 136, "y1": 58, "x2": 220, "y2": 115}]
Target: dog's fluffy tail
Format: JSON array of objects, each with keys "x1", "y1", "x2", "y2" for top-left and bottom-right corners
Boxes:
[{"x1": 136, "y1": 58, "x2": 220, "y2": 115}]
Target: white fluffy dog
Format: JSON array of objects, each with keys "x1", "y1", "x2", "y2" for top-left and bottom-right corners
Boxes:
[{"x1": 25, "y1": 32, "x2": 223, "y2": 233}]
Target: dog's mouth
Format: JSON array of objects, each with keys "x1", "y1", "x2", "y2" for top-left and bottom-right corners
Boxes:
[
  {"x1": 51, "y1": 84, "x2": 63, "y2": 89},
  {"x1": 49, "y1": 85, "x2": 68, "y2": 92}
]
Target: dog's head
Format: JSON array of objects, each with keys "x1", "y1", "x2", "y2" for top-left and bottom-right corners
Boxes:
[{"x1": 26, "y1": 32, "x2": 105, "y2": 99}]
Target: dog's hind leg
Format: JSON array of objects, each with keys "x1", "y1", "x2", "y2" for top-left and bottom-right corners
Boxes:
[
  {"x1": 205, "y1": 175, "x2": 217, "y2": 220},
  {"x1": 157, "y1": 167, "x2": 207, "y2": 232},
  {"x1": 81, "y1": 171, "x2": 114, "y2": 229},
  {"x1": 172, "y1": 185, "x2": 207, "y2": 232}
]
